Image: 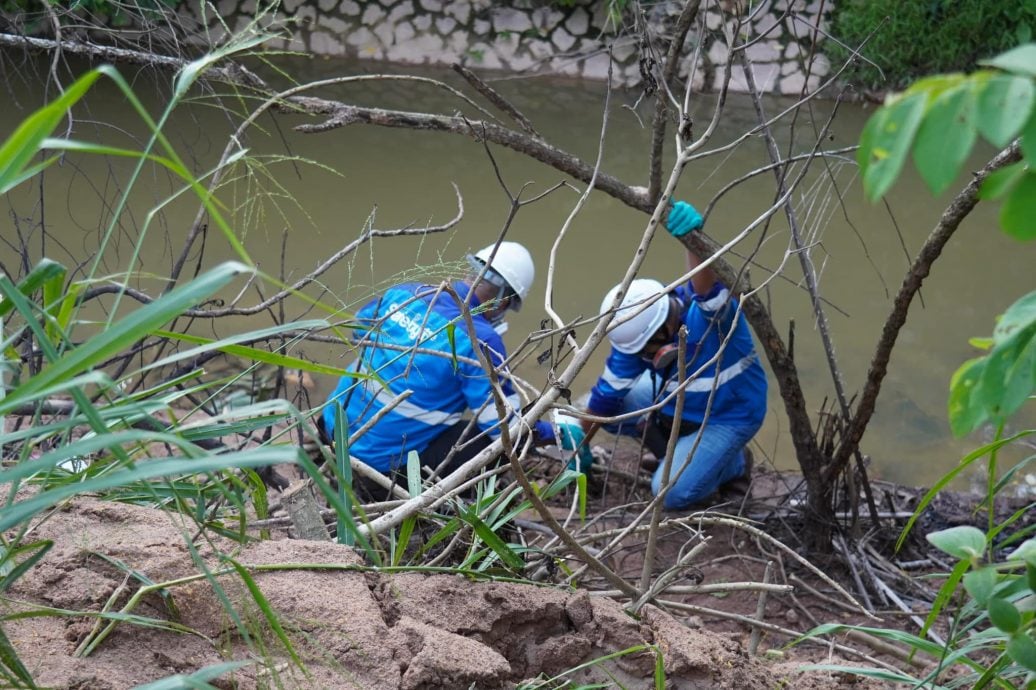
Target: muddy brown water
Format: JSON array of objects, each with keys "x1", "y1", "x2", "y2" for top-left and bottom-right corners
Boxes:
[{"x1": 1, "y1": 54, "x2": 1033, "y2": 488}]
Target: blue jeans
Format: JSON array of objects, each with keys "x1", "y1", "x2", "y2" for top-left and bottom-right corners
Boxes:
[{"x1": 604, "y1": 373, "x2": 761, "y2": 510}]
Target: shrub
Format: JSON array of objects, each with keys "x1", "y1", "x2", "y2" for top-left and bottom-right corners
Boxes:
[{"x1": 828, "y1": 0, "x2": 1036, "y2": 90}]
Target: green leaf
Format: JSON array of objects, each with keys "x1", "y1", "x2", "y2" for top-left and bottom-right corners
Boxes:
[
  {"x1": 926, "y1": 525, "x2": 986, "y2": 560},
  {"x1": 948, "y1": 357, "x2": 990, "y2": 436},
  {"x1": 982, "y1": 43, "x2": 1036, "y2": 77},
  {"x1": 1000, "y1": 170, "x2": 1036, "y2": 240},
  {"x1": 0, "y1": 70, "x2": 102, "y2": 194},
  {"x1": 445, "y1": 322, "x2": 458, "y2": 373},
  {"x1": 987, "y1": 597, "x2": 1022, "y2": 632},
  {"x1": 459, "y1": 509, "x2": 525, "y2": 572},
  {"x1": 948, "y1": 291, "x2": 1036, "y2": 435},
  {"x1": 975, "y1": 75, "x2": 1036, "y2": 147},
  {"x1": 967, "y1": 336, "x2": 996, "y2": 350},
  {"x1": 1028, "y1": 562, "x2": 1036, "y2": 592},
  {"x1": 1023, "y1": 108, "x2": 1036, "y2": 161},
  {"x1": 913, "y1": 85, "x2": 977, "y2": 195},
  {"x1": 978, "y1": 161, "x2": 1026, "y2": 201},
  {"x1": 0, "y1": 259, "x2": 66, "y2": 319},
  {"x1": 1009, "y1": 538, "x2": 1036, "y2": 565},
  {"x1": 858, "y1": 92, "x2": 928, "y2": 202},
  {"x1": 1006, "y1": 631, "x2": 1036, "y2": 672},
  {"x1": 963, "y1": 566, "x2": 998, "y2": 606}
]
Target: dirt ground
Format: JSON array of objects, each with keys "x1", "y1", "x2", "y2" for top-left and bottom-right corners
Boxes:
[
  {"x1": 8, "y1": 416, "x2": 1021, "y2": 689},
  {"x1": 2, "y1": 492, "x2": 922, "y2": 690}
]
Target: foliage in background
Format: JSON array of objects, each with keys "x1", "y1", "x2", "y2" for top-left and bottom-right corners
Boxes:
[
  {"x1": 829, "y1": 0, "x2": 1036, "y2": 90},
  {"x1": 798, "y1": 42, "x2": 1036, "y2": 688},
  {"x1": 857, "y1": 42, "x2": 1036, "y2": 437},
  {"x1": 0, "y1": 0, "x2": 176, "y2": 29}
]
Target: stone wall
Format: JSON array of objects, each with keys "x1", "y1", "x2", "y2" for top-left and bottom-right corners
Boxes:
[{"x1": 180, "y1": 0, "x2": 832, "y2": 94}]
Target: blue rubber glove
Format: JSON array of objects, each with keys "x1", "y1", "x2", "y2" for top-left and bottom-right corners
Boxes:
[
  {"x1": 558, "y1": 422, "x2": 594, "y2": 474},
  {"x1": 666, "y1": 200, "x2": 704, "y2": 237}
]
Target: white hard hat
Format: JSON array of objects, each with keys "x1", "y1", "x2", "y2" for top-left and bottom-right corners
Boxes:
[
  {"x1": 600, "y1": 279, "x2": 669, "y2": 354},
  {"x1": 468, "y1": 241, "x2": 535, "y2": 312}
]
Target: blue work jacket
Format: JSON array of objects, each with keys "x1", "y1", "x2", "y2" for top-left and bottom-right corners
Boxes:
[
  {"x1": 588, "y1": 282, "x2": 768, "y2": 427},
  {"x1": 323, "y1": 281, "x2": 546, "y2": 472}
]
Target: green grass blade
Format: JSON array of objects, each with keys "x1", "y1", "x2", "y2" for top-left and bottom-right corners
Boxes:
[
  {"x1": 133, "y1": 661, "x2": 249, "y2": 690},
  {"x1": 393, "y1": 517, "x2": 417, "y2": 567},
  {"x1": 0, "y1": 69, "x2": 102, "y2": 193},
  {"x1": 405, "y1": 450, "x2": 422, "y2": 498},
  {"x1": 916, "y1": 559, "x2": 969, "y2": 661},
  {"x1": 0, "y1": 259, "x2": 66, "y2": 319},
  {"x1": 797, "y1": 664, "x2": 931, "y2": 686},
  {"x1": 0, "y1": 623, "x2": 37, "y2": 688},
  {"x1": 0, "y1": 430, "x2": 207, "y2": 485},
  {"x1": 222, "y1": 557, "x2": 305, "y2": 673},
  {"x1": 896, "y1": 431, "x2": 1030, "y2": 550},
  {"x1": 0, "y1": 447, "x2": 299, "y2": 532},
  {"x1": 0, "y1": 262, "x2": 252, "y2": 409},
  {"x1": 459, "y1": 508, "x2": 524, "y2": 572},
  {"x1": 0, "y1": 540, "x2": 52, "y2": 594},
  {"x1": 152, "y1": 326, "x2": 366, "y2": 379}
]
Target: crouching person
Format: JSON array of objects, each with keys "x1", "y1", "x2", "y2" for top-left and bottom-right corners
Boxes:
[
  {"x1": 320, "y1": 241, "x2": 590, "y2": 497},
  {"x1": 581, "y1": 201, "x2": 768, "y2": 509}
]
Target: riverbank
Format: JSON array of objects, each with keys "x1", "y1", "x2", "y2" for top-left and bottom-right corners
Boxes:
[{"x1": 2, "y1": 0, "x2": 836, "y2": 95}]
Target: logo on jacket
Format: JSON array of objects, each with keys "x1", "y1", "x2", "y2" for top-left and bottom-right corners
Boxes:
[{"x1": 386, "y1": 303, "x2": 432, "y2": 343}]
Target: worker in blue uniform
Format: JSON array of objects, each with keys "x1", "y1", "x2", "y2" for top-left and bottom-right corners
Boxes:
[
  {"x1": 321, "y1": 241, "x2": 592, "y2": 487},
  {"x1": 581, "y1": 201, "x2": 768, "y2": 509}
]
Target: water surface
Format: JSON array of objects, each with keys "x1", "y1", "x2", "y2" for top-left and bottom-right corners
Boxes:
[{"x1": 1, "y1": 54, "x2": 1032, "y2": 487}]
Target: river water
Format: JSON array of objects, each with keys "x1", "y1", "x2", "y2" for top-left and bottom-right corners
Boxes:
[{"x1": 1, "y1": 54, "x2": 1033, "y2": 487}]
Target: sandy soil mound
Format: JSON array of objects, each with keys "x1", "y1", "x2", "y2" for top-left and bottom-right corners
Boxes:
[{"x1": 5, "y1": 497, "x2": 864, "y2": 689}]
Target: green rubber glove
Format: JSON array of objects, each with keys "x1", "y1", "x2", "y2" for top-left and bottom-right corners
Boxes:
[
  {"x1": 666, "y1": 201, "x2": 704, "y2": 237},
  {"x1": 557, "y1": 419, "x2": 594, "y2": 474}
]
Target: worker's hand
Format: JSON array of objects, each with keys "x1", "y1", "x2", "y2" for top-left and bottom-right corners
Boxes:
[
  {"x1": 556, "y1": 414, "x2": 594, "y2": 474},
  {"x1": 666, "y1": 201, "x2": 704, "y2": 238}
]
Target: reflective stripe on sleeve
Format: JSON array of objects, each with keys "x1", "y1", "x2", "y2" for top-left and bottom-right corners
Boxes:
[
  {"x1": 369, "y1": 383, "x2": 464, "y2": 426},
  {"x1": 665, "y1": 353, "x2": 756, "y2": 393},
  {"x1": 601, "y1": 366, "x2": 637, "y2": 390}
]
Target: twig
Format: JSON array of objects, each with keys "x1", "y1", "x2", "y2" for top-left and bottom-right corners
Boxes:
[
  {"x1": 835, "y1": 534, "x2": 874, "y2": 612},
  {"x1": 630, "y1": 534, "x2": 709, "y2": 614},
  {"x1": 655, "y1": 599, "x2": 902, "y2": 672},
  {"x1": 592, "y1": 581, "x2": 792, "y2": 597},
  {"x1": 738, "y1": 42, "x2": 881, "y2": 528},
  {"x1": 748, "y1": 560, "x2": 773, "y2": 655},
  {"x1": 451, "y1": 63, "x2": 539, "y2": 137},
  {"x1": 639, "y1": 327, "x2": 688, "y2": 595},
  {"x1": 443, "y1": 283, "x2": 639, "y2": 598}
]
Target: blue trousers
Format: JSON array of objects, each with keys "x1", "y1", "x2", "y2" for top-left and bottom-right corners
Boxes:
[{"x1": 605, "y1": 373, "x2": 762, "y2": 510}]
